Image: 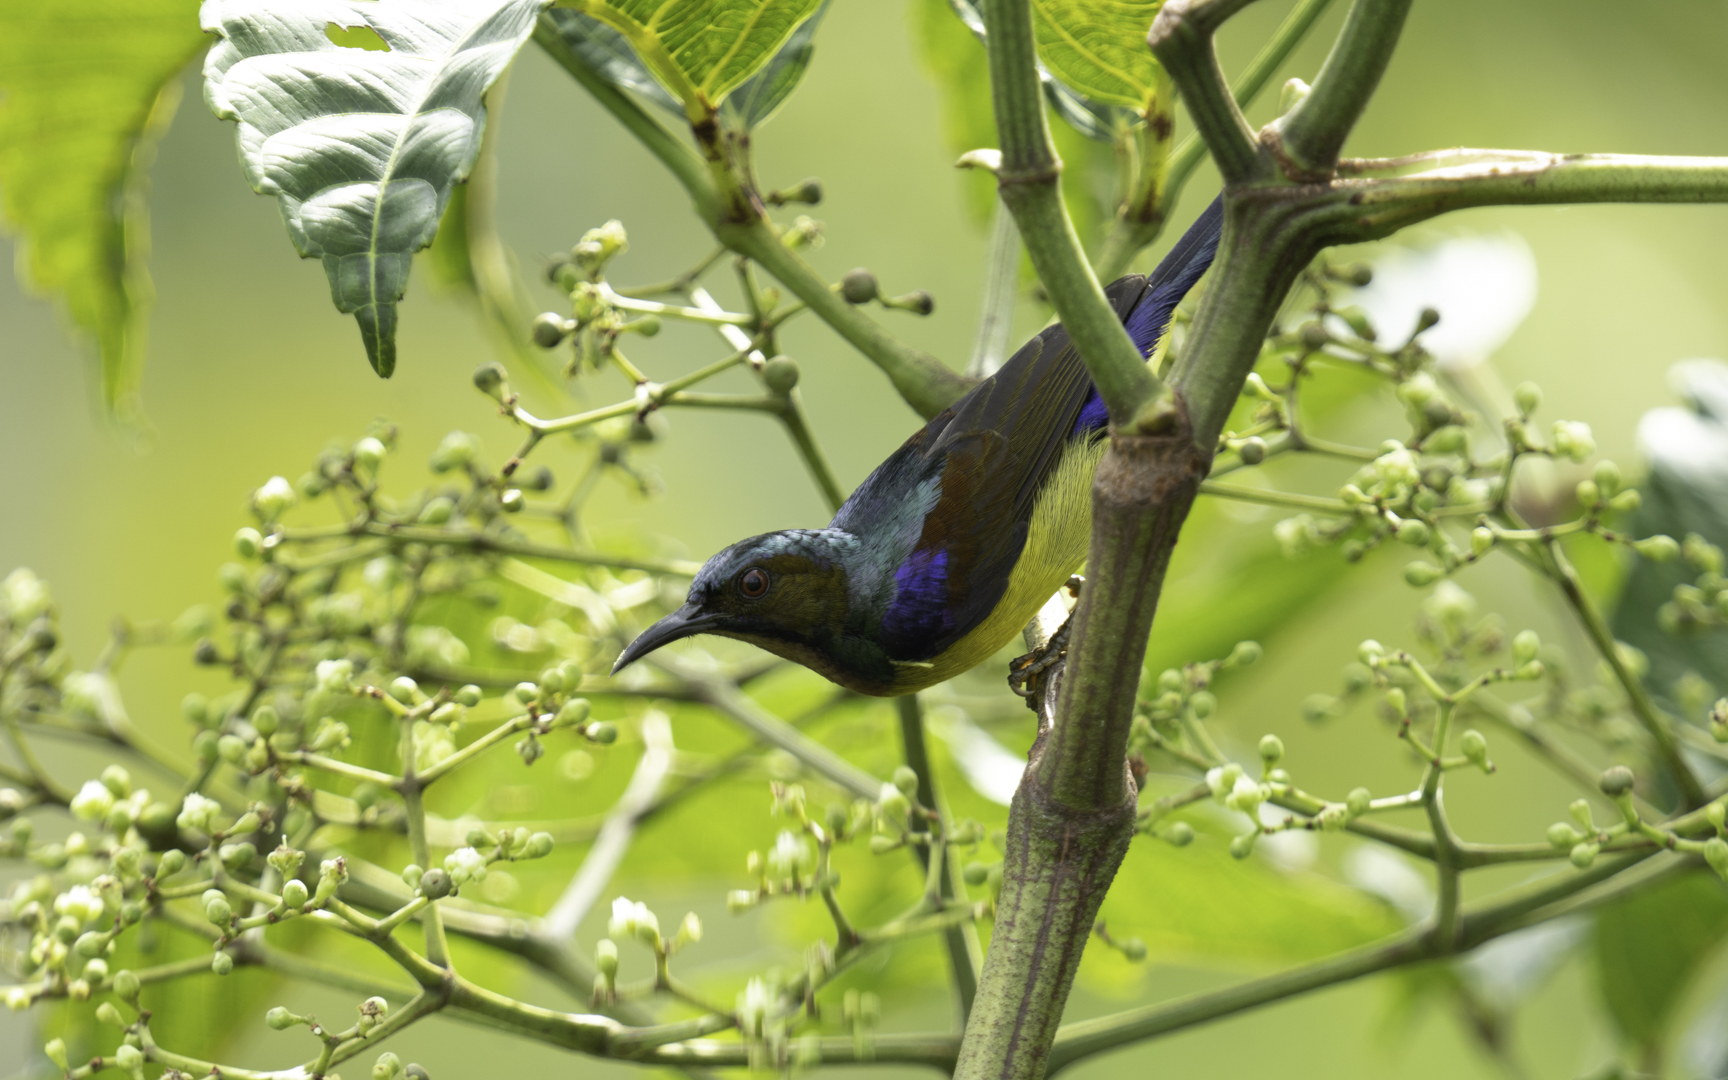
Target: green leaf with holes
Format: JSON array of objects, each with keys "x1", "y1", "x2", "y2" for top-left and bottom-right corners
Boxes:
[
  {"x1": 200, "y1": 0, "x2": 547, "y2": 377},
  {"x1": 563, "y1": 0, "x2": 822, "y2": 119},
  {"x1": 1030, "y1": 0, "x2": 1168, "y2": 117},
  {"x1": 0, "y1": 0, "x2": 207, "y2": 426}
]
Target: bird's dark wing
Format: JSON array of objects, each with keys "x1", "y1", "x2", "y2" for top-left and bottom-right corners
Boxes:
[
  {"x1": 833, "y1": 277, "x2": 1148, "y2": 659},
  {"x1": 832, "y1": 195, "x2": 1226, "y2": 660}
]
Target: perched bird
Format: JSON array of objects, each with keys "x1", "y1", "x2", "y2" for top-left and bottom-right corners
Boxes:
[{"x1": 613, "y1": 198, "x2": 1225, "y2": 696}]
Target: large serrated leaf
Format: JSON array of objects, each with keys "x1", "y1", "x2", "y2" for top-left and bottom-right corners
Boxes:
[
  {"x1": 544, "y1": 0, "x2": 830, "y2": 131},
  {"x1": 540, "y1": 9, "x2": 683, "y2": 115},
  {"x1": 562, "y1": 0, "x2": 821, "y2": 117},
  {"x1": 0, "y1": 0, "x2": 207, "y2": 426},
  {"x1": 1029, "y1": 0, "x2": 1168, "y2": 117},
  {"x1": 200, "y1": 0, "x2": 547, "y2": 377}
]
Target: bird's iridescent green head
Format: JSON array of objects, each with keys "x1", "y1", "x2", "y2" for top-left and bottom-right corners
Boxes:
[{"x1": 612, "y1": 529, "x2": 865, "y2": 682}]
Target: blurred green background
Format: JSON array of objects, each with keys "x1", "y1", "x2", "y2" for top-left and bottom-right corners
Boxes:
[{"x1": 5, "y1": 0, "x2": 1728, "y2": 1077}]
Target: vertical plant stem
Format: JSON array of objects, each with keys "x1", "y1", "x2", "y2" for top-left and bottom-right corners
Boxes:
[
  {"x1": 897, "y1": 694, "x2": 982, "y2": 1024},
  {"x1": 1541, "y1": 541, "x2": 1705, "y2": 807}
]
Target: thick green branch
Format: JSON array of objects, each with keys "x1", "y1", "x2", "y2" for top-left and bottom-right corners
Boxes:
[
  {"x1": 1147, "y1": 0, "x2": 1267, "y2": 185},
  {"x1": 980, "y1": 0, "x2": 1170, "y2": 431},
  {"x1": 1271, "y1": 0, "x2": 1414, "y2": 176}
]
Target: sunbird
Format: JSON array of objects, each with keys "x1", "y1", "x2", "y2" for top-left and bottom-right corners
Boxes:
[{"x1": 613, "y1": 198, "x2": 1225, "y2": 696}]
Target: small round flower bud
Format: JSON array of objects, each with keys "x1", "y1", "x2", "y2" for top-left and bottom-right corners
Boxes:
[
  {"x1": 253, "y1": 476, "x2": 297, "y2": 521},
  {"x1": 762, "y1": 355, "x2": 801, "y2": 394},
  {"x1": 156, "y1": 848, "x2": 187, "y2": 880},
  {"x1": 1235, "y1": 436, "x2": 1267, "y2": 465},
  {"x1": 417, "y1": 497, "x2": 454, "y2": 526},
  {"x1": 1575, "y1": 479, "x2": 1600, "y2": 507},
  {"x1": 893, "y1": 766, "x2": 920, "y2": 797},
  {"x1": 387, "y1": 676, "x2": 418, "y2": 704},
  {"x1": 596, "y1": 938, "x2": 619, "y2": 977},
  {"x1": 418, "y1": 868, "x2": 451, "y2": 899},
  {"x1": 1609, "y1": 488, "x2": 1642, "y2": 513},
  {"x1": 266, "y1": 1006, "x2": 298, "y2": 1030},
  {"x1": 869, "y1": 834, "x2": 899, "y2": 855},
  {"x1": 587, "y1": 722, "x2": 618, "y2": 744},
  {"x1": 1517, "y1": 660, "x2": 1545, "y2": 680},
  {"x1": 1634, "y1": 534, "x2": 1679, "y2": 562},
  {"x1": 1513, "y1": 381, "x2": 1542, "y2": 418},
  {"x1": 282, "y1": 879, "x2": 309, "y2": 908},
  {"x1": 1228, "y1": 833, "x2": 1256, "y2": 859},
  {"x1": 1705, "y1": 837, "x2": 1728, "y2": 880},
  {"x1": 1228, "y1": 640, "x2": 1263, "y2": 667},
  {"x1": 500, "y1": 488, "x2": 525, "y2": 513},
  {"x1": 352, "y1": 437, "x2": 386, "y2": 475},
  {"x1": 840, "y1": 268, "x2": 878, "y2": 304},
  {"x1": 1384, "y1": 687, "x2": 1407, "y2": 716},
  {"x1": 1163, "y1": 821, "x2": 1195, "y2": 846},
  {"x1": 1396, "y1": 519, "x2": 1430, "y2": 546},
  {"x1": 212, "y1": 951, "x2": 234, "y2": 975},
  {"x1": 96, "y1": 1001, "x2": 125, "y2": 1028},
  {"x1": 1460, "y1": 729, "x2": 1489, "y2": 769},
  {"x1": 234, "y1": 527, "x2": 262, "y2": 559},
  {"x1": 525, "y1": 833, "x2": 555, "y2": 859},
  {"x1": 113, "y1": 968, "x2": 140, "y2": 1002},
  {"x1": 44, "y1": 1039, "x2": 68, "y2": 1069},
  {"x1": 1470, "y1": 527, "x2": 1494, "y2": 556},
  {"x1": 1121, "y1": 937, "x2": 1148, "y2": 962},
  {"x1": 1547, "y1": 822, "x2": 1582, "y2": 849},
  {"x1": 1511, "y1": 629, "x2": 1539, "y2": 665},
  {"x1": 472, "y1": 361, "x2": 508, "y2": 397},
  {"x1": 1346, "y1": 788, "x2": 1372, "y2": 817},
  {"x1": 1706, "y1": 800, "x2": 1726, "y2": 831},
  {"x1": 532, "y1": 312, "x2": 572, "y2": 348},
  {"x1": 1357, "y1": 640, "x2": 1384, "y2": 665},
  {"x1": 1257, "y1": 734, "x2": 1284, "y2": 766},
  {"x1": 456, "y1": 684, "x2": 483, "y2": 707},
  {"x1": 554, "y1": 698, "x2": 591, "y2": 728},
  {"x1": 1569, "y1": 842, "x2": 1599, "y2": 869},
  {"x1": 1598, "y1": 765, "x2": 1635, "y2": 796},
  {"x1": 204, "y1": 894, "x2": 233, "y2": 926},
  {"x1": 1403, "y1": 561, "x2": 1442, "y2": 587},
  {"x1": 1592, "y1": 459, "x2": 1621, "y2": 496}
]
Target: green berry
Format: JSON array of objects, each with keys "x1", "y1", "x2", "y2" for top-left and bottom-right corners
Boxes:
[
  {"x1": 1598, "y1": 765, "x2": 1635, "y2": 796},
  {"x1": 762, "y1": 355, "x2": 801, "y2": 394},
  {"x1": 840, "y1": 268, "x2": 878, "y2": 304}
]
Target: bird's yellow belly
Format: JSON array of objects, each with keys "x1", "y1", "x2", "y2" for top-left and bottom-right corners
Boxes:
[{"x1": 890, "y1": 433, "x2": 1108, "y2": 694}]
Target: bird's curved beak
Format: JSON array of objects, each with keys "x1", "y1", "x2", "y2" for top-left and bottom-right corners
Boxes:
[{"x1": 612, "y1": 604, "x2": 723, "y2": 675}]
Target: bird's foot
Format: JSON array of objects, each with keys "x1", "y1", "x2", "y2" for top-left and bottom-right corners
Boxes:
[{"x1": 1008, "y1": 576, "x2": 1084, "y2": 699}]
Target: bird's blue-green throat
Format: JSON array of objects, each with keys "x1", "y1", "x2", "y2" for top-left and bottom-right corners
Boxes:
[{"x1": 614, "y1": 199, "x2": 1225, "y2": 696}]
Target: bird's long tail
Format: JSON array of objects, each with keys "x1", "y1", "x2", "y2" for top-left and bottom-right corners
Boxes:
[{"x1": 1123, "y1": 194, "x2": 1225, "y2": 357}]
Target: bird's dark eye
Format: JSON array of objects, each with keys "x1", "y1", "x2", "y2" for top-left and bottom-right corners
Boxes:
[{"x1": 738, "y1": 567, "x2": 770, "y2": 599}]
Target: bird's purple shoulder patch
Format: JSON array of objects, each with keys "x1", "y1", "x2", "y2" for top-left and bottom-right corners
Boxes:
[
  {"x1": 882, "y1": 547, "x2": 952, "y2": 651},
  {"x1": 1071, "y1": 388, "x2": 1109, "y2": 437}
]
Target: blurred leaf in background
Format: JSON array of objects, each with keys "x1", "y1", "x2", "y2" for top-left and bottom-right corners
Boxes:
[
  {"x1": 1593, "y1": 871, "x2": 1728, "y2": 1066},
  {"x1": 0, "y1": 0, "x2": 207, "y2": 429}
]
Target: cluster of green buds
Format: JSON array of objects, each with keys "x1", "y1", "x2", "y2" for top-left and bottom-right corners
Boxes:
[
  {"x1": 730, "y1": 782, "x2": 855, "y2": 911},
  {"x1": 1544, "y1": 767, "x2": 1728, "y2": 876},
  {"x1": 1124, "y1": 640, "x2": 1261, "y2": 820},
  {"x1": 1657, "y1": 532, "x2": 1728, "y2": 634},
  {"x1": 507, "y1": 663, "x2": 613, "y2": 766},
  {"x1": 429, "y1": 825, "x2": 554, "y2": 899},
  {"x1": 533, "y1": 221, "x2": 670, "y2": 374},
  {"x1": 592, "y1": 895, "x2": 702, "y2": 1004}
]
